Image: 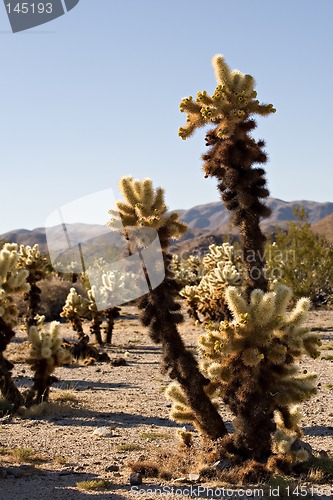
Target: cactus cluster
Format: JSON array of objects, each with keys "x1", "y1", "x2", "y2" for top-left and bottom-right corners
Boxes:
[
  {"x1": 180, "y1": 243, "x2": 244, "y2": 322},
  {"x1": 0, "y1": 243, "x2": 30, "y2": 409},
  {"x1": 26, "y1": 316, "x2": 72, "y2": 405}
]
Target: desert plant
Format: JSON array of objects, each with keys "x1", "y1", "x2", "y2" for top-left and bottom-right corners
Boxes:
[
  {"x1": 25, "y1": 315, "x2": 72, "y2": 405},
  {"x1": 60, "y1": 287, "x2": 89, "y2": 337},
  {"x1": 18, "y1": 244, "x2": 49, "y2": 332},
  {"x1": 0, "y1": 243, "x2": 29, "y2": 409},
  {"x1": 167, "y1": 53, "x2": 320, "y2": 472},
  {"x1": 108, "y1": 176, "x2": 228, "y2": 439},
  {"x1": 266, "y1": 208, "x2": 333, "y2": 306},
  {"x1": 180, "y1": 242, "x2": 244, "y2": 322}
]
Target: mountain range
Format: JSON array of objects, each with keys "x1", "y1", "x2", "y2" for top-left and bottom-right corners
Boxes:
[{"x1": 1, "y1": 197, "x2": 332, "y2": 259}]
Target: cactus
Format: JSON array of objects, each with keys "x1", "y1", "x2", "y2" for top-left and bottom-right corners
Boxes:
[
  {"x1": 60, "y1": 287, "x2": 89, "y2": 337},
  {"x1": 108, "y1": 176, "x2": 228, "y2": 439},
  {"x1": 176, "y1": 54, "x2": 320, "y2": 472},
  {"x1": 0, "y1": 243, "x2": 29, "y2": 409},
  {"x1": 25, "y1": 316, "x2": 72, "y2": 405},
  {"x1": 196, "y1": 285, "x2": 320, "y2": 462},
  {"x1": 180, "y1": 243, "x2": 244, "y2": 322},
  {"x1": 179, "y1": 54, "x2": 276, "y2": 292},
  {"x1": 18, "y1": 244, "x2": 49, "y2": 332}
]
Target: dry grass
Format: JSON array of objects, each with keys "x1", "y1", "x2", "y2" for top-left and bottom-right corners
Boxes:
[
  {"x1": 115, "y1": 443, "x2": 143, "y2": 452},
  {"x1": 0, "y1": 447, "x2": 46, "y2": 464},
  {"x1": 76, "y1": 479, "x2": 110, "y2": 491},
  {"x1": 140, "y1": 431, "x2": 171, "y2": 442}
]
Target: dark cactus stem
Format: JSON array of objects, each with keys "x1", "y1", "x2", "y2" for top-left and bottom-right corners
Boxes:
[
  {"x1": 221, "y1": 354, "x2": 276, "y2": 461},
  {"x1": 104, "y1": 307, "x2": 121, "y2": 344},
  {"x1": 25, "y1": 358, "x2": 58, "y2": 406},
  {"x1": 138, "y1": 228, "x2": 228, "y2": 440},
  {"x1": 24, "y1": 280, "x2": 42, "y2": 332},
  {"x1": 90, "y1": 313, "x2": 103, "y2": 346},
  {"x1": 0, "y1": 318, "x2": 24, "y2": 411},
  {"x1": 202, "y1": 121, "x2": 277, "y2": 460},
  {"x1": 203, "y1": 120, "x2": 271, "y2": 293}
]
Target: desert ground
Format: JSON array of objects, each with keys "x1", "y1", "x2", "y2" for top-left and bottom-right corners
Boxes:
[{"x1": 0, "y1": 305, "x2": 332, "y2": 500}]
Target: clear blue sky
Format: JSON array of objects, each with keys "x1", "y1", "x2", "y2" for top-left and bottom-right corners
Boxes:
[{"x1": 0, "y1": 0, "x2": 332, "y2": 234}]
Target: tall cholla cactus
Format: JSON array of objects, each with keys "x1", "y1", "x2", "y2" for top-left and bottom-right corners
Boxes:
[
  {"x1": 108, "y1": 177, "x2": 228, "y2": 439},
  {"x1": 0, "y1": 243, "x2": 29, "y2": 409},
  {"x1": 18, "y1": 244, "x2": 49, "y2": 331},
  {"x1": 60, "y1": 287, "x2": 89, "y2": 338},
  {"x1": 180, "y1": 243, "x2": 244, "y2": 322},
  {"x1": 195, "y1": 284, "x2": 321, "y2": 463},
  {"x1": 26, "y1": 316, "x2": 72, "y2": 405},
  {"x1": 179, "y1": 55, "x2": 276, "y2": 292}
]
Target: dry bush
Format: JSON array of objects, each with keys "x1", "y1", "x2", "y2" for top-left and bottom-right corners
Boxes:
[{"x1": 16, "y1": 275, "x2": 87, "y2": 322}]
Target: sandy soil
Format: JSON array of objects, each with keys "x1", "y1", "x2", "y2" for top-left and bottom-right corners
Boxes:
[{"x1": 0, "y1": 306, "x2": 332, "y2": 500}]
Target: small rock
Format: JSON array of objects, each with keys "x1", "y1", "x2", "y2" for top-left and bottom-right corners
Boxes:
[
  {"x1": 129, "y1": 472, "x2": 142, "y2": 486},
  {"x1": 93, "y1": 427, "x2": 113, "y2": 438},
  {"x1": 188, "y1": 473, "x2": 200, "y2": 481},
  {"x1": 105, "y1": 465, "x2": 119, "y2": 472},
  {"x1": 212, "y1": 459, "x2": 232, "y2": 470}
]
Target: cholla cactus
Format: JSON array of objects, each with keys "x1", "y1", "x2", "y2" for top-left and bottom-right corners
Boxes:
[
  {"x1": 0, "y1": 243, "x2": 29, "y2": 409},
  {"x1": 26, "y1": 317, "x2": 72, "y2": 405},
  {"x1": 170, "y1": 254, "x2": 203, "y2": 288},
  {"x1": 197, "y1": 285, "x2": 318, "y2": 463},
  {"x1": 18, "y1": 244, "x2": 49, "y2": 331},
  {"x1": 108, "y1": 176, "x2": 187, "y2": 241},
  {"x1": 180, "y1": 243, "x2": 244, "y2": 322},
  {"x1": 179, "y1": 54, "x2": 275, "y2": 141},
  {"x1": 109, "y1": 177, "x2": 228, "y2": 440},
  {"x1": 179, "y1": 55, "x2": 275, "y2": 292},
  {"x1": 60, "y1": 287, "x2": 89, "y2": 337}
]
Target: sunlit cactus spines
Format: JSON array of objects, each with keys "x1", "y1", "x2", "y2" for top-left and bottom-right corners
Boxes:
[
  {"x1": 108, "y1": 176, "x2": 187, "y2": 240},
  {"x1": 109, "y1": 177, "x2": 228, "y2": 440},
  {"x1": 26, "y1": 317, "x2": 72, "y2": 405},
  {"x1": 18, "y1": 243, "x2": 49, "y2": 332},
  {"x1": 179, "y1": 54, "x2": 275, "y2": 141}
]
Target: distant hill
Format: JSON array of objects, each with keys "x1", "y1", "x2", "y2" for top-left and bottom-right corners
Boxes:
[
  {"x1": 177, "y1": 197, "x2": 333, "y2": 234},
  {"x1": 1, "y1": 197, "x2": 333, "y2": 258},
  {"x1": 312, "y1": 213, "x2": 333, "y2": 243}
]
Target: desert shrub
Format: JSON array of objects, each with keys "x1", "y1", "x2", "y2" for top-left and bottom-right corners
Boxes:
[
  {"x1": 16, "y1": 274, "x2": 87, "y2": 322},
  {"x1": 266, "y1": 209, "x2": 333, "y2": 306}
]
